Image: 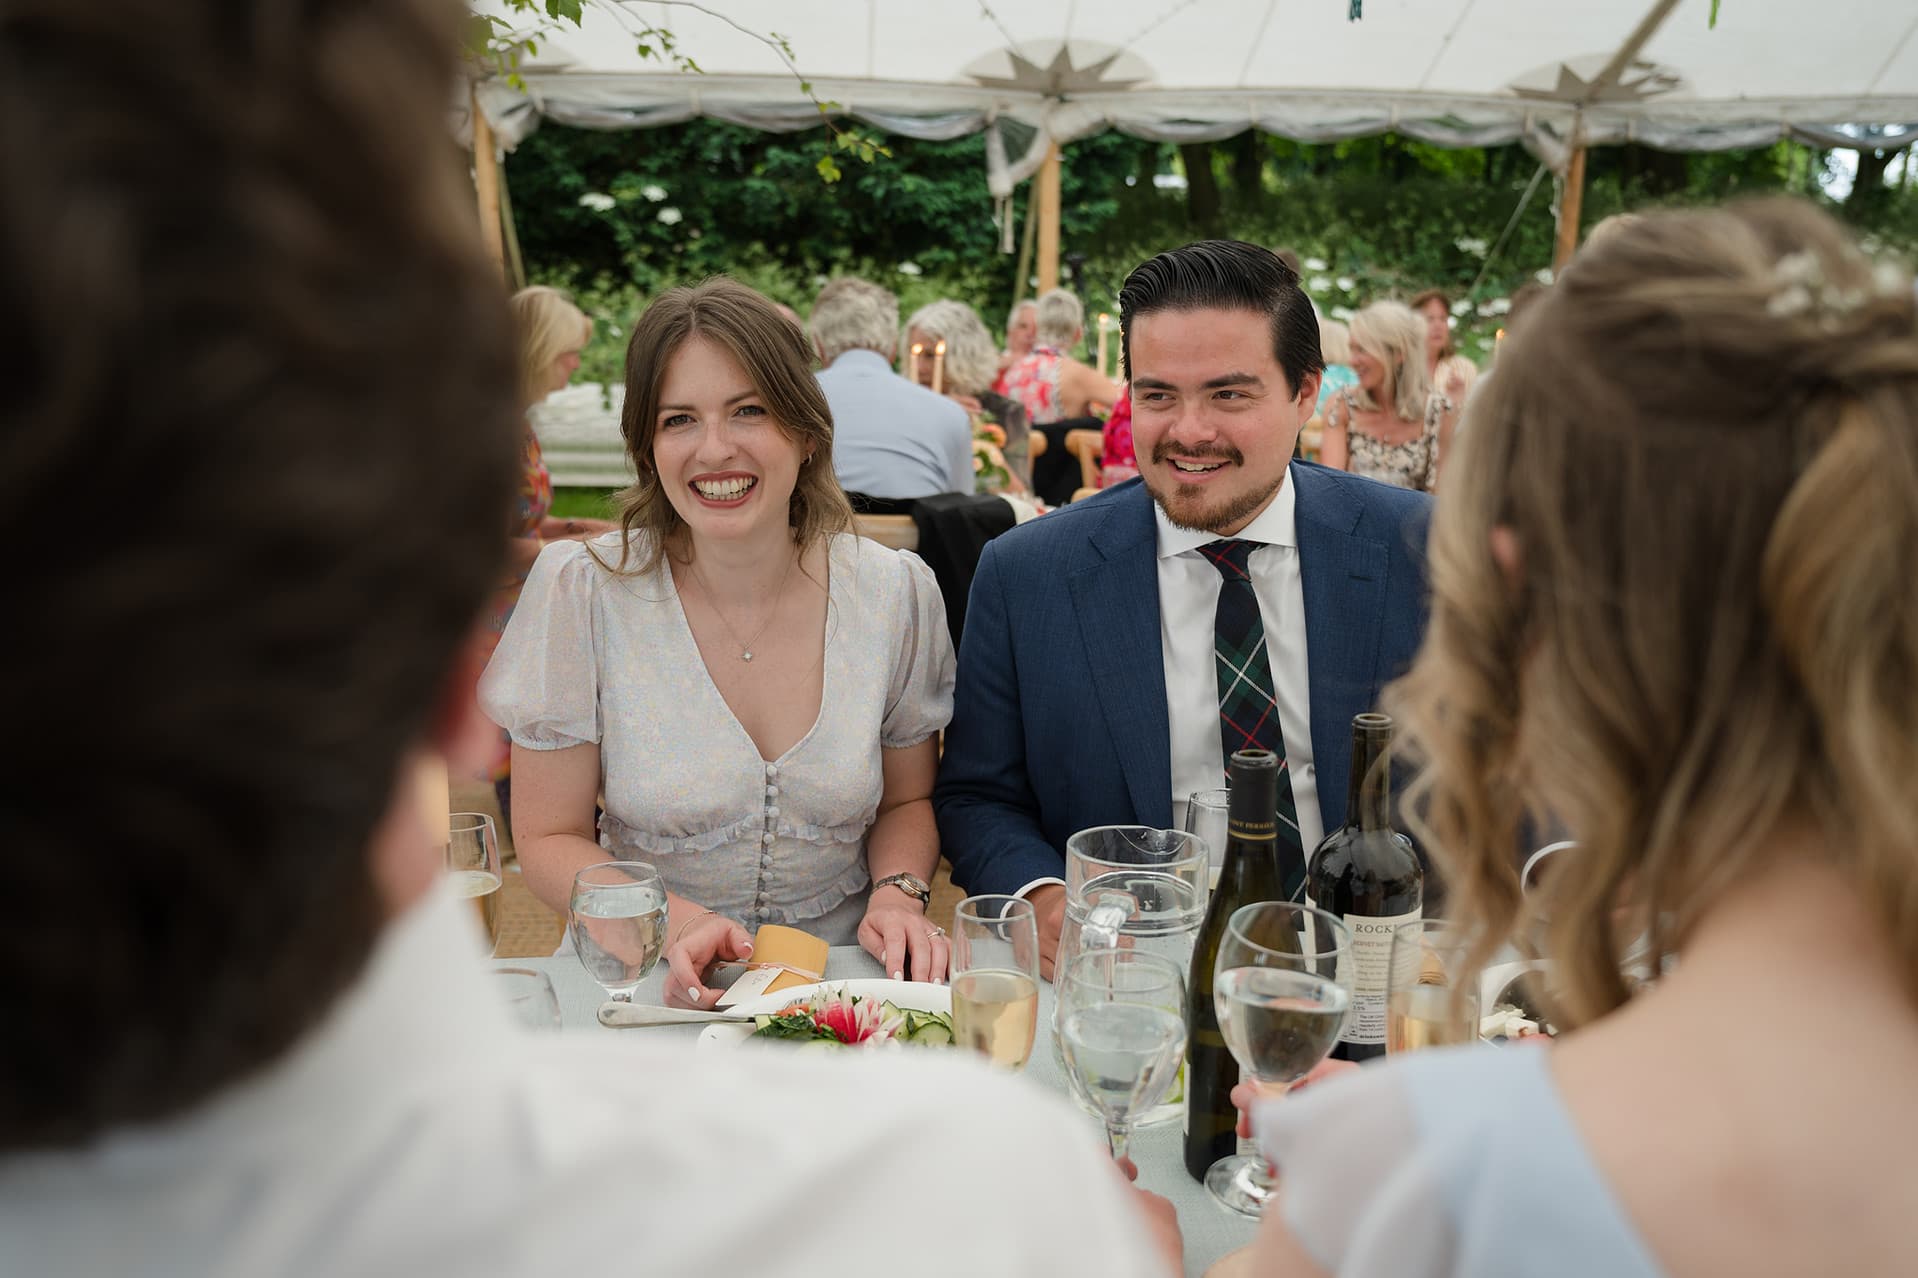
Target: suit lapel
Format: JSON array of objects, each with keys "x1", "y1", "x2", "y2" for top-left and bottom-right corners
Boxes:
[
  {"x1": 1292, "y1": 465, "x2": 1388, "y2": 837},
  {"x1": 1069, "y1": 486, "x2": 1173, "y2": 828}
]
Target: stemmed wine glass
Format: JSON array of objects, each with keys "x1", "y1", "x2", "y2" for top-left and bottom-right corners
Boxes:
[
  {"x1": 1055, "y1": 949, "x2": 1188, "y2": 1163},
  {"x1": 951, "y1": 895, "x2": 1041, "y2": 1069},
  {"x1": 446, "y1": 812, "x2": 503, "y2": 956},
  {"x1": 1207, "y1": 902, "x2": 1353, "y2": 1217},
  {"x1": 569, "y1": 861, "x2": 668, "y2": 1003}
]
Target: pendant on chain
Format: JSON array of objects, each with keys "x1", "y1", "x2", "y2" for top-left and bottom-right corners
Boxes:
[{"x1": 741, "y1": 651, "x2": 753, "y2": 662}]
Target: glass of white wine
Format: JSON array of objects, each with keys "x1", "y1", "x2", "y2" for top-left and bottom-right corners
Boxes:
[
  {"x1": 1209, "y1": 901, "x2": 1353, "y2": 1217},
  {"x1": 1387, "y1": 920, "x2": 1482, "y2": 1053},
  {"x1": 569, "y1": 861, "x2": 668, "y2": 1003},
  {"x1": 1056, "y1": 949, "x2": 1187, "y2": 1163},
  {"x1": 446, "y1": 813, "x2": 502, "y2": 956},
  {"x1": 950, "y1": 895, "x2": 1041, "y2": 1069}
]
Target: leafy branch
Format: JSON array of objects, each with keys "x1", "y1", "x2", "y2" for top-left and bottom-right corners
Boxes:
[{"x1": 467, "y1": 0, "x2": 888, "y2": 184}]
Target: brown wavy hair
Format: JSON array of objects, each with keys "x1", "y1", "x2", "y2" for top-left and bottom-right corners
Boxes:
[
  {"x1": 600, "y1": 278, "x2": 854, "y2": 576},
  {"x1": 1390, "y1": 198, "x2": 1918, "y2": 1029}
]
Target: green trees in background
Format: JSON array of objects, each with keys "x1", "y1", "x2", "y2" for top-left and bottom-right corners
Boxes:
[{"x1": 505, "y1": 120, "x2": 1918, "y2": 384}]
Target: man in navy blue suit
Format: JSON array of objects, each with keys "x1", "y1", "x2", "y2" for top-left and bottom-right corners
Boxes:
[{"x1": 934, "y1": 241, "x2": 1432, "y2": 974}]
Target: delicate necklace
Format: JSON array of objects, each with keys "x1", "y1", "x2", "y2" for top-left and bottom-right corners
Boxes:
[{"x1": 686, "y1": 549, "x2": 798, "y2": 663}]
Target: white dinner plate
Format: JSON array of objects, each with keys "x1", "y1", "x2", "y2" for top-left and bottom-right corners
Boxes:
[{"x1": 695, "y1": 978, "x2": 951, "y2": 1051}]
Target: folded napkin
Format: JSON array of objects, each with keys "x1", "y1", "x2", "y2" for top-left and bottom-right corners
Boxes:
[{"x1": 751, "y1": 924, "x2": 829, "y2": 995}]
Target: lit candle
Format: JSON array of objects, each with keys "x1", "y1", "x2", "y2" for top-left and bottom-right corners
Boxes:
[
  {"x1": 1096, "y1": 313, "x2": 1111, "y2": 378},
  {"x1": 1494, "y1": 327, "x2": 1506, "y2": 358},
  {"x1": 909, "y1": 342, "x2": 924, "y2": 386},
  {"x1": 931, "y1": 340, "x2": 947, "y2": 395},
  {"x1": 419, "y1": 754, "x2": 450, "y2": 849}
]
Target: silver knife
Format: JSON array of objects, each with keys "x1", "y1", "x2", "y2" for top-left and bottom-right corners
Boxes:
[{"x1": 596, "y1": 1002, "x2": 760, "y2": 1028}]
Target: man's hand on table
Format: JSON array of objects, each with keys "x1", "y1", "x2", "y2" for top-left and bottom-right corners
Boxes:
[
  {"x1": 1115, "y1": 1157, "x2": 1184, "y2": 1276},
  {"x1": 1027, "y1": 883, "x2": 1068, "y2": 980}
]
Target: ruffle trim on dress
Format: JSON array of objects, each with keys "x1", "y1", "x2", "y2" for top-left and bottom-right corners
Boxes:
[{"x1": 597, "y1": 810, "x2": 873, "y2": 857}]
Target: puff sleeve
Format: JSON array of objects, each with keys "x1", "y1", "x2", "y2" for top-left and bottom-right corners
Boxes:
[
  {"x1": 879, "y1": 549, "x2": 956, "y2": 750},
  {"x1": 478, "y1": 540, "x2": 603, "y2": 750}
]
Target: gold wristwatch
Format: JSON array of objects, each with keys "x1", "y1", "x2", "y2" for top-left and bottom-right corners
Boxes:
[{"x1": 871, "y1": 872, "x2": 931, "y2": 903}]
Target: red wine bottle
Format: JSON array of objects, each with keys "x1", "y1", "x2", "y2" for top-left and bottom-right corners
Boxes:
[{"x1": 1305, "y1": 713, "x2": 1421, "y2": 1062}]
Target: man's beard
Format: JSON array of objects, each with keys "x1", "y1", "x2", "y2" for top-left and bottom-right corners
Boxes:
[{"x1": 1142, "y1": 442, "x2": 1285, "y2": 534}]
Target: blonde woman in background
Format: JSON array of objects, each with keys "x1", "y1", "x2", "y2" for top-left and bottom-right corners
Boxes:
[
  {"x1": 996, "y1": 297, "x2": 1038, "y2": 379},
  {"x1": 1320, "y1": 300, "x2": 1456, "y2": 492},
  {"x1": 1315, "y1": 314, "x2": 1359, "y2": 413},
  {"x1": 485, "y1": 286, "x2": 617, "y2": 816},
  {"x1": 1248, "y1": 199, "x2": 1918, "y2": 1277},
  {"x1": 995, "y1": 288, "x2": 1121, "y2": 424},
  {"x1": 907, "y1": 299, "x2": 1032, "y2": 489},
  {"x1": 1409, "y1": 288, "x2": 1480, "y2": 402}
]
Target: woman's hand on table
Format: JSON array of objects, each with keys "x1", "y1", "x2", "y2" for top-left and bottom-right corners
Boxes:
[
  {"x1": 858, "y1": 887, "x2": 950, "y2": 983},
  {"x1": 1230, "y1": 1058, "x2": 1359, "y2": 1139},
  {"x1": 664, "y1": 912, "x2": 754, "y2": 1009}
]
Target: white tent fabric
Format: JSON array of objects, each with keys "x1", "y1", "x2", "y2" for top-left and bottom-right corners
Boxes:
[{"x1": 475, "y1": 0, "x2": 1918, "y2": 182}]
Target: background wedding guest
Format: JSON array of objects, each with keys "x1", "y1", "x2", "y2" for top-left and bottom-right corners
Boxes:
[
  {"x1": 998, "y1": 296, "x2": 1039, "y2": 377},
  {"x1": 0, "y1": 4, "x2": 1179, "y2": 1273},
  {"x1": 997, "y1": 287, "x2": 1122, "y2": 424},
  {"x1": 486, "y1": 280, "x2": 956, "y2": 1004},
  {"x1": 488, "y1": 285, "x2": 617, "y2": 822},
  {"x1": 1315, "y1": 314, "x2": 1360, "y2": 413},
  {"x1": 906, "y1": 298, "x2": 1033, "y2": 489},
  {"x1": 1253, "y1": 199, "x2": 1918, "y2": 1278},
  {"x1": 1409, "y1": 287, "x2": 1479, "y2": 402},
  {"x1": 812, "y1": 277, "x2": 973, "y2": 499},
  {"x1": 1320, "y1": 299, "x2": 1457, "y2": 493}
]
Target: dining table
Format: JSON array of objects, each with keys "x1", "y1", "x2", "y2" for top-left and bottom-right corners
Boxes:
[{"x1": 495, "y1": 945, "x2": 1260, "y2": 1276}]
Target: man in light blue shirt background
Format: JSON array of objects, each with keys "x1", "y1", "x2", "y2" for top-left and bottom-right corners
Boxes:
[{"x1": 811, "y1": 277, "x2": 975, "y2": 500}]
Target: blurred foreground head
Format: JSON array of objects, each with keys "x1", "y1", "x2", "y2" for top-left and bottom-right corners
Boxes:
[
  {"x1": 0, "y1": 0, "x2": 521, "y2": 1148},
  {"x1": 1393, "y1": 198, "x2": 1918, "y2": 1026}
]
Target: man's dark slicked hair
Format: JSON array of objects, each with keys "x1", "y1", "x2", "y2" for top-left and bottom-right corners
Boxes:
[{"x1": 1119, "y1": 240, "x2": 1324, "y2": 394}]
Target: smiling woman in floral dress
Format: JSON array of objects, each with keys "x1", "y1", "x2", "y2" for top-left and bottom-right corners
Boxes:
[{"x1": 481, "y1": 279, "x2": 956, "y2": 1006}]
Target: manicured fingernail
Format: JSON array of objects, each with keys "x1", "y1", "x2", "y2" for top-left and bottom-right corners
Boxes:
[
  {"x1": 687, "y1": 986, "x2": 703, "y2": 1002},
  {"x1": 740, "y1": 943, "x2": 753, "y2": 956},
  {"x1": 892, "y1": 970, "x2": 903, "y2": 981}
]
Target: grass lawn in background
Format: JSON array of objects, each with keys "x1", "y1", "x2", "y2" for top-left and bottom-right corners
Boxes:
[{"x1": 549, "y1": 487, "x2": 621, "y2": 521}]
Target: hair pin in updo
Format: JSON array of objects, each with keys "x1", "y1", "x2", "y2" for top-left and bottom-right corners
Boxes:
[{"x1": 1767, "y1": 250, "x2": 1910, "y2": 327}]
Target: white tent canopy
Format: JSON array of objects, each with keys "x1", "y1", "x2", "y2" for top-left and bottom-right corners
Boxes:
[{"x1": 478, "y1": 0, "x2": 1918, "y2": 182}]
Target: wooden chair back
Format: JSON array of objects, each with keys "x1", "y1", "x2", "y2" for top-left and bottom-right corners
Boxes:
[{"x1": 853, "y1": 513, "x2": 918, "y2": 551}]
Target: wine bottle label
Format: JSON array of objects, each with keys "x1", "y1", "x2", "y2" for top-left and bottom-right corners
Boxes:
[{"x1": 1337, "y1": 907, "x2": 1420, "y2": 1045}]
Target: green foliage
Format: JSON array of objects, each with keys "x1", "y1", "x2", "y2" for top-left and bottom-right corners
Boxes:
[{"x1": 509, "y1": 121, "x2": 1918, "y2": 373}]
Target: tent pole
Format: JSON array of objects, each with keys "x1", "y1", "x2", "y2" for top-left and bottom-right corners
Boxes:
[
  {"x1": 1553, "y1": 144, "x2": 1587, "y2": 269},
  {"x1": 471, "y1": 87, "x2": 507, "y2": 279},
  {"x1": 1012, "y1": 187, "x2": 1038, "y2": 304},
  {"x1": 498, "y1": 158, "x2": 528, "y2": 292},
  {"x1": 1037, "y1": 142, "x2": 1062, "y2": 293}
]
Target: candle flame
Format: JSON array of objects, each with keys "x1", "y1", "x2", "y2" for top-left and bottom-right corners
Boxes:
[{"x1": 934, "y1": 340, "x2": 947, "y2": 355}]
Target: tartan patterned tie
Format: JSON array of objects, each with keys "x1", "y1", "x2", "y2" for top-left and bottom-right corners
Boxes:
[{"x1": 1198, "y1": 538, "x2": 1307, "y2": 898}]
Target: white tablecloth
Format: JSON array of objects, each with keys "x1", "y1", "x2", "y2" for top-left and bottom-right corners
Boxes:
[{"x1": 495, "y1": 946, "x2": 1257, "y2": 1276}]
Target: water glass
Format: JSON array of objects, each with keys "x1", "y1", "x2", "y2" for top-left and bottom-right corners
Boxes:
[
  {"x1": 1183, "y1": 789, "x2": 1230, "y2": 892},
  {"x1": 569, "y1": 861, "x2": 668, "y2": 1003},
  {"x1": 1208, "y1": 902, "x2": 1352, "y2": 1217},
  {"x1": 950, "y1": 895, "x2": 1041, "y2": 1069},
  {"x1": 1056, "y1": 949, "x2": 1187, "y2": 1163},
  {"x1": 492, "y1": 968, "x2": 562, "y2": 1032},
  {"x1": 446, "y1": 812, "x2": 503, "y2": 956}
]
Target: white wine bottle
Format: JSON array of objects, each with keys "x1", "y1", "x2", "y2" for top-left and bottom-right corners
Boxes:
[
  {"x1": 1305, "y1": 713, "x2": 1421, "y2": 1062},
  {"x1": 1183, "y1": 748, "x2": 1288, "y2": 1181}
]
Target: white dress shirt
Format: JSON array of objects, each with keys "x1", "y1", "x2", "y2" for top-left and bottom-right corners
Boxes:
[
  {"x1": 1016, "y1": 472, "x2": 1321, "y2": 902},
  {"x1": 0, "y1": 886, "x2": 1162, "y2": 1278},
  {"x1": 1156, "y1": 471, "x2": 1322, "y2": 850}
]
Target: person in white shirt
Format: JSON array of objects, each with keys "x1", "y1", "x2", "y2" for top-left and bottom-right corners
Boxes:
[
  {"x1": 0, "y1": 4, "x2": 1178, "y2": 1274},
  {"x1": 936, "y1": 241, "x2": 1433, "y2": 971}
]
